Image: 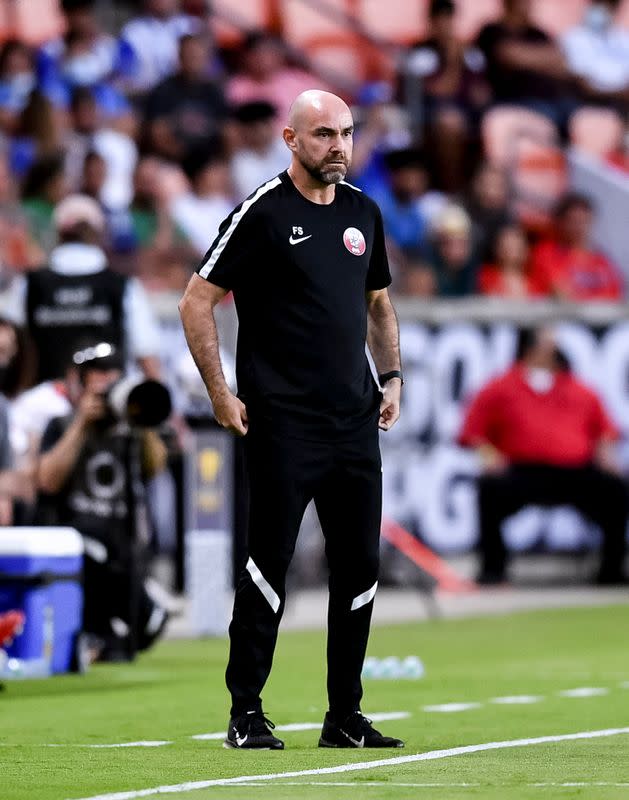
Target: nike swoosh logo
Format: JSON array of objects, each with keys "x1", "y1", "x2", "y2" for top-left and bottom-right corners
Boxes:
[
  {"x1": 289, "y1": 234, "x2": 312, "y2": 245},
  {"x1": 340, "y1": 730, "x2": 364, "y2": 747},
  {"x1": 234, "y1": 731, "x2": 248, "y2": 746}
]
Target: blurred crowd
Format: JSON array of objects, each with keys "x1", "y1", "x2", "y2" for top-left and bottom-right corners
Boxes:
[{"x1": 0, "y1": 0, "x2": 625, "y2": 304}]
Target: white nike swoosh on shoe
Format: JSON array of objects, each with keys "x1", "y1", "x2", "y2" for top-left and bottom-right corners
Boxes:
[
  {"x1": 289, "y1": 234, "x2": 312, "y2": 245},
  {"x1": 340, "y1": 730, "x2": 364, "y2": 747},
  {"x1": 235, "y1": 733, "x2": 248, "y2": 746}
]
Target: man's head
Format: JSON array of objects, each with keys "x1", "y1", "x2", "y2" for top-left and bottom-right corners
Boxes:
[
  {"x1": 144, "y1": 0, "x2": 179, "y2": 19},
  {"x1": 284, "y1": 90, "x2": 353, "y2": 185},
  {"x1": 234, "y1": 101, "x2": 277, "y2": 152},
  {"x1": 53, "y1": 193, "x2": 106, "y2": 245},
  {"x1": 516, "y1": 326, "x2": 565, "y2": 370},
  {"x1": 178, "y1": 34, "x2": 209, "y2": 80},
  {"x1": 241, "y1": 33, "x2": 285, "y2": 80},
  {"x1": 184, "y1": 151, "x2": 231, "y2": 197},
  {"x1": 66, "y1": 342, "x2": 122, "y2": 404},
  {"x1": 554, "y1": 192, "x2": 594, "y2": 248},
  {"x1": 384, "y1": 148, "x2": 429, "y2": 203}
]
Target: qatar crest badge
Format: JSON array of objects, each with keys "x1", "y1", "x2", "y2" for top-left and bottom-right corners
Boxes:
[{"x1": 343, "y1": 227, "x2": 366, "y2": 256}]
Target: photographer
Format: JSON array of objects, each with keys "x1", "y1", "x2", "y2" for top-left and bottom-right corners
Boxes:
[{"x1": 37, "y1": 342, "x2": 169, "y2": 660}]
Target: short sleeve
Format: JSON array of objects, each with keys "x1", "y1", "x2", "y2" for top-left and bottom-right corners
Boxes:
[
  {"x1": 458, "y1": 382, "x2": 501, "y2": 448},
  {"x1": 588, "y1": 392, "x2": 619, "y2": 441},
  {"x1": 196, "y1": 199, "x2": 262, "y2": 291},
  {"x1": 366, "y1": 206, "x2": 392, "y2": 291}
]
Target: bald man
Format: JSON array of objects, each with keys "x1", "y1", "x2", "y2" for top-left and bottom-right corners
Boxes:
[{"x1": 180, "y1": 90, "x2": 403, "y2": 750}]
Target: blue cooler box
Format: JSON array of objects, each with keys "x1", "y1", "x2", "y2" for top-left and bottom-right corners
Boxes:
[{"x1": 0, "y1": 527, "x2": 83, "y2": 674}]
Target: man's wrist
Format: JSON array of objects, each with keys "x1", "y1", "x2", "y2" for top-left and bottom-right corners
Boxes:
[{"x1": 378, "y1": 370, "x2": 403, "y2": 388}]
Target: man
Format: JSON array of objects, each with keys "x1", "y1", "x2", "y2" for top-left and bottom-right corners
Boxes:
[
  {"x1": 459, "y1": 327, "x2": 627, "y2": 585},
  {"x1": 4, "y1": 194, "x2": 161, "y2": 382},
  {"x1": 144, "y1": 34, "x2": 227, "y2": 163},
  {"x1": 37, "y1": 343, "x2": 169, "y2": 659},
  {"x1": 476, "y1": 0, "x2": 574, "y2": 127},
  {"x1": 562, "y1": 0, "x2": 629, "y2": 104},
  {"x1": 231, "y1": 101, "x2": 290, "y2": 201},
  {"x1": 180, "y1": 90, "x2": 404, "y2": 750},
  {"x1": 529, "y1": 192, "x2": 623, "y2": 300}
]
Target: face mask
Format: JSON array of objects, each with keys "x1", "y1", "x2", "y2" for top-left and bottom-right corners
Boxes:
[
  {"x1": 526, "y1": 367, "x2": 555, "y2": 394},
  {"x1": 584, "y1": 4, "x2": 613, "y2": 32}
]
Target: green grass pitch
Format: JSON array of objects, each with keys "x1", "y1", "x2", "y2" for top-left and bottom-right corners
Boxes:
[{"x1": 3, "y1": 604, "x2": 629, "y2": 800}]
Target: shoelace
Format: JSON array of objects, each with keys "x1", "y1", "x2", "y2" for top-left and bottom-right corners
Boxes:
[
  {"x1": 249, "y1": 713, "x2": 276, "y2": 736},
  {"x1": 348, "y1": 712, "x2": 381, "y2": 736}
]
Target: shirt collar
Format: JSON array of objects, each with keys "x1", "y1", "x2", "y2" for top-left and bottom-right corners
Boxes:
[{"x1": 49, "y1": 243, "x2": 108, "y2": 276}]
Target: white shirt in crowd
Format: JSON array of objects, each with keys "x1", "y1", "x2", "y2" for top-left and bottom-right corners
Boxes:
[
  {"x1": 231, "y1": 139, "x2": 291, "y2": 202},
  {"x1": 562, "y1": 22, "x2": 629, "y2": 92},
  {"x1": 2, "y1": 243, "x2": 160, "y2": 360},
  {"x1": 121, "y1": 13, "x2": 201, "y2": 93},
  {"x1": 169, "y1": 193, "x2": 233, "y2": 257}
]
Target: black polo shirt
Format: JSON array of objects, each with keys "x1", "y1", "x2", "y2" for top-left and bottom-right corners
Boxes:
[{"x1": 196, "y1": 170, "x2": 391, "y2": 438}]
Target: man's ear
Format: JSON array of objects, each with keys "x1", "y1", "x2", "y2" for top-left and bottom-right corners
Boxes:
[{"x1": 283, "y1": 126, "x2": 297, "y2": 152}]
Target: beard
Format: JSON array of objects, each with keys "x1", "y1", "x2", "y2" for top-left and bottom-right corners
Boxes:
[{"x1": 299, "y1": 152, "x2": 349, "y2": 185}]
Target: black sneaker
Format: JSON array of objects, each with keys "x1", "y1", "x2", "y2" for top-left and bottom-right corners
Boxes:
[
  {"x1": 318, "y1": 712, "x2": 404, "y2": 749},
  {"x1": 224, "y1": 711, "x2": 285, "y2": 750}
]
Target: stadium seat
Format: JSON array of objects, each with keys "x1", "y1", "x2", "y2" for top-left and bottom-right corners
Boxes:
[
  {"x1": 211, "y1": 0, "x2": 275, "y2": 47},
  {"x1": 569, "y1": 107, "x2": 624, "y2": 159},
  {"x1": 279, "y1": 0, "x2": 351, "y2": 47},
  {"x1": 482, "y1": 106, "x2": 566, "y2": 230},
  {"x1": 355, "y1": 0, "x2": 427, "y2": 46},
  {"x1": 530, "y1": 0, "x2": 588, "y2": 36},
  {"x1": 454, "y1": 0, "x2": 500, "y2": 42}
]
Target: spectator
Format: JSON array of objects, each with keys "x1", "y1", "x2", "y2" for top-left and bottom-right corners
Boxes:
[
  {"x1": 10, "y1": 90, "x2": 67, "y2": 178},
  {"x1": 0, "y1": 610, "x2": 25, "y2": 648},
  {"x1": 372, "y1": 148, "x2": 437, "y2": 256},
  {"x1": 478, "y1": 224, "x2": 537, "y2": 298},
  {"x1": 0, "y1": 154, "x2": 44, "y2": 282},
  {"x1": 404, "y1": 0, "x2": 489, "y2": 191},
  {"x1": 529, "y1": 193, "x2": 623, "y2": 300},
  {"x1": 227, "y1": 32, "x2": 328, "y2": 132},
  {"x1": 4, "y1": 194, "x2": 162, "y2": 383},
  {"x1": 144, "y1": 34, "x2": 227, "y2": 162},
  {"x1": 476, "y1": 0, "x2": 575, "y2": 127},
  {"x1": 349, "y1": 82, "x2": 412, "y2": 197},
  {"x1": 463, "y1": 162, "x2": 513, "y2": 261},
  {"x1": 120, "y1": 0, "x2": 201, "y2": 94},
  {"x1": 37, "y1": 342, "x2": 169, "y2": 660},
  {"x1": 423, "y1": 204, "x2": 479, "y2": 297},
  {"x1": 170, "y1": 151, "x2": 233, "y2": 257},
  {"x1": 562, "y1": 0, "x2": 629, "y2": 105},
  {"x1": 459, "y1": 326, "x2": 627, "y2": 585},
  {"x1": 0, "y1": 41, "x2": 38, "y2": 128},
  {"x1": 231, "y1": 101, "x2": 289, "y2": 201},
  {"x1": 20, "y1": 154, "x2": 68, "y2": 253},
  {"x1": 401, "y1": 252, "x2": 437, "y2": 297}
]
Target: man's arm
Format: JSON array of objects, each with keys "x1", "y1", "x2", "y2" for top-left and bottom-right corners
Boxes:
[
  {"x1": 179, "y1": 273, "x2": 248, "y2": 436},
  {"x1": 38, "y1": 394, "x2": 106, "y2": 494},
  {"x1": 366, "y1": 288, "x2": 402, "y2": 432}
]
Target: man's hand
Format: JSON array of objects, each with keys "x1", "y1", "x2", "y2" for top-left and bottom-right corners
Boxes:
[
  {"x1": 379, "y1": 379, "x2": 401, "y2": 431},
  {"x1": 76, "y1": 392, "x2": 107, "y2": 427},
  {"x1": 478, "y1": 443, "x2": 507, "y2": 474},
  {"x1": 212, "y1": 390, "x2": 248, "y2": 436}
]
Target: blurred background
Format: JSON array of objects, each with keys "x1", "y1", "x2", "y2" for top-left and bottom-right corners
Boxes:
[{"x1": 1, "y1": 0, "x2": 629, "y2": 664}]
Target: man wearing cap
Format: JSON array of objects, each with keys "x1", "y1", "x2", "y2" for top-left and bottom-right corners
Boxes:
[
  {"x1": 231, "y1": 102, "x2": 290, "y2": 201},
  {"x1": 3, "y1": 194, "x2": 161, "y2": 384}
]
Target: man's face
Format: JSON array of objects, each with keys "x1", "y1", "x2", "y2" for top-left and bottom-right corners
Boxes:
[
  {"x1": 390, "y1": 166, "x2": 428, "y2": 202},
  {"x1": 83, "y1": 368, "x2": 122, "y2": 396},
  {"x1": 243, "y1": 118, "x2": 276, "y2": 151},
  {"x1": 287, "y1": 107, "x2": 354, "y2": 185}
]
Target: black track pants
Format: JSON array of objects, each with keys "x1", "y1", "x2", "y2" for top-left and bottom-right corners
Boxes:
[
  {"x1": 226, "y1": 421, "x2": 382, "y2": 719},
  {"x1": 478, "y1": 464, "x2": 628, "y2": 580}
]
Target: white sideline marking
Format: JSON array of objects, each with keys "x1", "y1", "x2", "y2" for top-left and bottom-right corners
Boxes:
[
  {"x1": 533, "y1": 783, "x2": 629, "y2": 788},
  {"x1": 216, "y1": 782, "x2": 481, "y2": 789},
  {"x1": 619, "y1": 682, "x2": 629, "y2": 689},
  {"x1": 191, "y1": 712, "x2": 411, "y2": 741},
  {"x1": 45, "y1": 741, "x2": 173, "y2": 749},
  {"x1": 423, "y1": 703, "x2": 482, "y2": 713},
  {"x1": 68, "y1": 726, "x2": 629, "y2": 800},
  {"x1": 558, "y1": 688, "x2": 609, "y2": 698},
  {"x1": 490, "y1": 696, "x2": 543, "y2": 705}
]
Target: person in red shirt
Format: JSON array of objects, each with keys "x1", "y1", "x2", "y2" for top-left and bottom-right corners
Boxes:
[
  {"x1": 529, "y1": 193, "x2": 623, "y2": 300},
  {"x1": 459, "y1": 326, "x2": 627, "y2": 585},
  {"x1": 478, "y1": 223, "x2": 538, "y2": 298}
]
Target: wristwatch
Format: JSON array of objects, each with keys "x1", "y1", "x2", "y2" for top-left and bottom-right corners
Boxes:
[{"x1": 378, "y1": 370, "x2": 404, "y2": 387}]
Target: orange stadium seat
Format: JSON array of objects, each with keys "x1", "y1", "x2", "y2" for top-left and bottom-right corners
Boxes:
[
  {"x1": 279, "y1": 0, "x2": 350, "y2": 47},
  {"x1": 530, "y1": 0, "x2": 587, "y2": 36},
  {"x1": 211, "y1": 0, "x2": 274, "y2": 46},
  {"x1": 482, "y1": 106, "x2": 566, "y2": 230},
  {"x1": 354, "y1": 0, "x2": 427, "y2": 46},
  {"x1": 569, "y1": 107, "x2": 624, "y2": 159}
]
